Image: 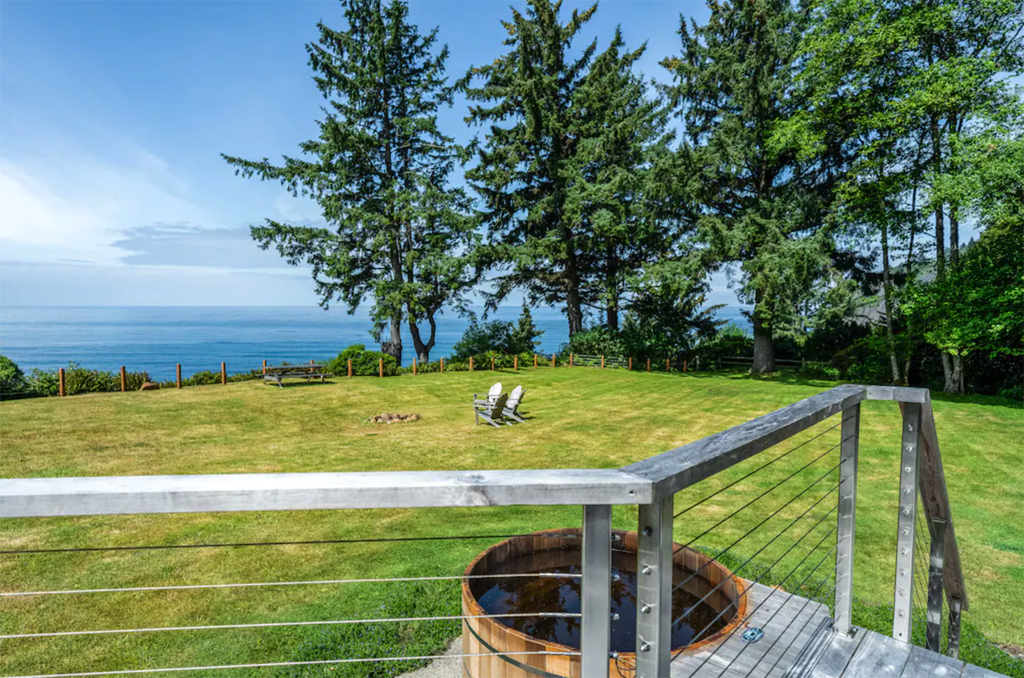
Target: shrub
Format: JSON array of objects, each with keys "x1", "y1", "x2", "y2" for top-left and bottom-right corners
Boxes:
[
  {"x1": 327, "y1": 344, "x2": 400, "y2": 377},
  {"x1": 559, "y1": 327, "x2": 627, "y2": 360},
  {"x1": 451, "y1": 306, "x2": 544, "y2": 360},
  {"x1": 0, "y1": 356, "x2": 26, "y2": 396},
  {"x1": 186, "y1": 370, "x2": 220, "y2": 386}
]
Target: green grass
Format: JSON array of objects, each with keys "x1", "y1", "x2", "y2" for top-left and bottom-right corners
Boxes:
[{"x1": 1, "y1": 368, "x2": 1021, "y2": 677}]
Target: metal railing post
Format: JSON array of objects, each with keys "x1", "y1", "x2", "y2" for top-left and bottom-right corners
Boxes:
[
  {"x1": 636, "y1": 495, "x2": 673, "y2": 678},
  {"x1": 947, "y1": 597, "x2": 963, "y2": 659},
  {"x1": 834, "y1": 403, "x2": 860, "y2": 635},
  {"x1": 893, "y1": 402, "x2": 922, "y2": 642},
  {"x1": 926, "y1": 518, "x2": 947, "y2": 653},
  {"x1": 581, "y1": 505, "x2": 612, "y2": 678}
]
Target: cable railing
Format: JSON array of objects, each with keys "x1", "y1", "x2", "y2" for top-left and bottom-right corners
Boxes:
[{"x1": 0, "y1": 385, "x2": 967, "y2": 678}]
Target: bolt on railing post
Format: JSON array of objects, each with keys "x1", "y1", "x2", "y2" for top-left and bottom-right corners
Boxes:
[
  {"x1": 926, "y1": 518, "x2": 947, "y2": 653},
  {"x1": 893, "y1": 401, "x2": 922, "y2": 643},
  {"x1": 947, "y1": 597, "x2": 963, "y2": 659},
  {"x1": 834, "y1": 403, "x2": 860, "y2": 636},
  {"x1": 581, "y1": 505, "x2": 612, "y2": 678},
  {"x1": 636, "y1": 495, "x2": 673, "y2": 678}
]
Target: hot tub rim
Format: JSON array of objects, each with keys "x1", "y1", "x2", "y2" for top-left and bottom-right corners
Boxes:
[{"x1": 461, "y1": 527, "x2": 749, "y2": 662}]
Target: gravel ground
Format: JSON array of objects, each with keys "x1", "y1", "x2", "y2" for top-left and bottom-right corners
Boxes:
[{"x1": 398, "y1": 639, "x2": 461, "y2": 678}]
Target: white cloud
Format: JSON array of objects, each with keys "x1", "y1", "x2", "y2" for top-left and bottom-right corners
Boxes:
[{"x1": 0, "y1": 148, "x2": 213, "y2": 265}]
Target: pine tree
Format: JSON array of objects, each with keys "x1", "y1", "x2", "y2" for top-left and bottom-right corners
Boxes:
[
  {"x1": 461, "y1": 0, "x2": 599, "y2": 337},
  {"x1": 662, "y1": 0, "x2": 837, "y2": 374},
  {"x1": 222, "y1": 0, "x2": 477, "y2": 364}
]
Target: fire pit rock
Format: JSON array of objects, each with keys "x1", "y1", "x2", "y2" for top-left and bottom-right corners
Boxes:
[{"x1": 369, "y1": 413, "x2": 420, "y2": 424}]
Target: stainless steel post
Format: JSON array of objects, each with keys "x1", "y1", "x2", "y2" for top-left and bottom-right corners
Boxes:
[
  {"x1": 834, "y1": 404, "x2": 860, "y2": 635},
  {"x1": 926, "y1": 518, "x2": 947, "y2": 653},
  {"x1": 893, "y1": 402, "x2": 922, "y2": 642},
  {"x1": 636, "y1": 496, "x2": 673, "y2": 678},
  {"x1": 581, "y1": 505, "x2": 612, "y2": 678}
]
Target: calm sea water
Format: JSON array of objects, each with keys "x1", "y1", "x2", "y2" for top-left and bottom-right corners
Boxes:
[{"x1": 0, "y1": 306, "x2": 747, "y2": 381}]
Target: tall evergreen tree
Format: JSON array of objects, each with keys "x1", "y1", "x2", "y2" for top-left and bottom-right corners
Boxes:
[
  {"x1": 662, "y1": 0, "x2": 837, "y2": 374},
  {"x1": 568, "y1": 28, "x2": 678, "y2": 331},
  {"x1": 222, "y1": 0, "x2": 477, "y2": 364},
  {"x1": 461, "y1": 0, "x2": 599, "y2": 337}
]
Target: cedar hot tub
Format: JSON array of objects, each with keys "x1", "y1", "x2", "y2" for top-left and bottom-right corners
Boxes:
[{"x1": 461, "y1": 528, "x2": 746, "y2": 678}]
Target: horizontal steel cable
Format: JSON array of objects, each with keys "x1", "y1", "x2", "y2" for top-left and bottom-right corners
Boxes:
[
  {"x1": 750, "y1": 576, "x2": 840, "y2": 678},
  {"x1": 3, "y1": 651, "x2": 581, "y2": 678},
  {"x1": 0, "y1": 572, "x2": 579, "y2": 598},
  {"x1": 0, "y1": 612, "x2": 581, "y2": 640},
  {"x1": 677, "y1": 534, "x2": 840, "y2": 674},
  {"x1": 0, "y1": 532, "x2": 583, "y2": 556},
  {"x1": 671, "y1": 524, "x2": 838, "y2": 662},
  {"x1": 673, "y1": 420, "x2": 842, "y2": 519},
  {"x1": 671, "y1": 465, "x2": 844, "y2": 596},
  {"x1": 710, "y1": 541, "x2": 842, "y2": 677},
  {"x1": 673, "y1": 438, "x2": 847, "y2": 555},
  {"x1": 671, "y1": 492, "x2": 839, "y2": 627}
]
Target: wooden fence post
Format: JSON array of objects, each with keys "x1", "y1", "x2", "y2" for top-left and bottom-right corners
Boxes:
[
  {"x1": 552, "y1": 354, "x2": 556, "y2": 368},
  {"x1": 469, "y1": 357, "x2": 473, "y2": 372},
  {"x1": 629, "y1": 357, "x2": 632, "y2": 371},
  {"x1": 647, "y1": 358, "x2": 650, "y2": 372},
  {"x1": 666, "y1": 358, "x2": 670, "y2": 373},
  {"x1": 120, "y1": 366, "x2": 126, "y2": 392},
  {"x1": 58, "y1": 368, "x2": 65, "y2": 397},
  {"x1": 601, "y1": 355, "x2": 605, "y2": 369},
  {"x1": 514, "y1": 354, "x2": 518, "y2": 371},
  {"x1": 534, "y1": 354, "x2": 538, "y2": 368},
  {"x1": 570, "y1": 353, "x2": 574, "y2": 367},
  {"x1": 221, "y1": 362, "x2": 227, "y2": 384},
  {"x1": 348, "y1": 358, "x2": 353, "y2": 377},
  {"x1": 176, "y1": 364, "x2": 182, "y2": 389},
  {"x1": 262, "y1": 359, "x2": 267, "y2": 375},
  {"x1": 440, "y1": 357, "x2": 445, "y2": 373},
  {"x1": 683, "y1": 360, "x2": 688, "y2": 373},
  {"x1": 491, "y1": 357, "x2": 495, "y2": 371},
  {"x1": 379, "y1": 358, "x2": 384, "y2": 378},
  {"x1": 412, "y1": 358, "x2": 417, "y2": 375}
]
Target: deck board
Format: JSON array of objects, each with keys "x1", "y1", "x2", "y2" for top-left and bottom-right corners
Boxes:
[
  {"x1": 670, "y1": 582, "x2": 832, "y2": 678},
  {"x1": 900, "y1": 645, "x2": 964, "y2": 677}
]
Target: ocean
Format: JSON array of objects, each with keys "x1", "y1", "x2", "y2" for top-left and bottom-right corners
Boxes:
[{"x1": 0, "y1": 306, "x2": 748, "y2": 381}]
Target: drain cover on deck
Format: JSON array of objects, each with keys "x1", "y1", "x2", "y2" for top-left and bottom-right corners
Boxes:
[{"x1": 742, "y1": 628, "x2": 764, "y2": 643}]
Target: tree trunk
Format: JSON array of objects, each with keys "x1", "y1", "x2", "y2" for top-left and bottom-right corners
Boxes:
[
  {"x1": 949, "y1": 204, "x2": 960, "y2": 268},
  {"x1": 751, "y1": 292, "x2": 775, "y2": 374},
  {"x1": 382, "y1": 314, "x2": 403, "y2": 365},
  {"x1": 880, "y1": 221, "x2": 901, "y2": 384},
  {"x1": 606, "y1": 243, "x2": 619, "y2": 331},
  {"x1": 931, "y1": 117, "x2": 945, "y2": 281},
  {"x1": 944, "y1": 354, "x2": 964, "y2": 395},
  {"x1": 408, "y1": 310, "x2": 437, "y2": 364},
  {"x1": 563, "y1": 226, "x2": 584, "y2": 336}
]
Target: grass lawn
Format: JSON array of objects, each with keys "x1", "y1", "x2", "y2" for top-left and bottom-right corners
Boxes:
[{"x1": 1, "y1": 368, "x2": 1021, "y2": 677}]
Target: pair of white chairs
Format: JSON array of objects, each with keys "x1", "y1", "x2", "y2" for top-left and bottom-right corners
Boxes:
[{"x1": 472, "y1": 382, "x2": 527, "y2": 427}]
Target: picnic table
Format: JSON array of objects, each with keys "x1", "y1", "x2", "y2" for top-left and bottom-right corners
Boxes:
[{"x1": 263, "y1": 364, "x2": 329, "y2": 388}]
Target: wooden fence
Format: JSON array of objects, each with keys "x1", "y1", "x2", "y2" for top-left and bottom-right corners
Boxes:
[{"x1": 45, "y1": 352, "x2": 815, "y2": 398}]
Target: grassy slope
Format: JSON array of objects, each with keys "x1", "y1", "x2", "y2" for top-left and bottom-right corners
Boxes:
[{"x1": 1, "y1": 369, "x2": 1020, "y2": 677}]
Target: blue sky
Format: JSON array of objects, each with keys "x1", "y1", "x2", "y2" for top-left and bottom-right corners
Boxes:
[{"x1": 0, "y1": 0, "x2": 731, "y2": 308}]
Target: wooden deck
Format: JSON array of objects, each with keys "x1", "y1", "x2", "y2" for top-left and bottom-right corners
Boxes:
[
  {"x1": 807, "y1": 626, "x2": 1005, "y2": 678},
  {"x1": 668, "y1": 582, "x2": 1003, "y2": 678}
]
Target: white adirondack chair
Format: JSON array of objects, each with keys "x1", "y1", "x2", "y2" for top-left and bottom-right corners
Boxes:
[
  {"x1": 474, "y1": 392, "x2": 509, "y2": 428},
  {"x1": 503, "y1": 385, "x2": 526, "y2": 423}
]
